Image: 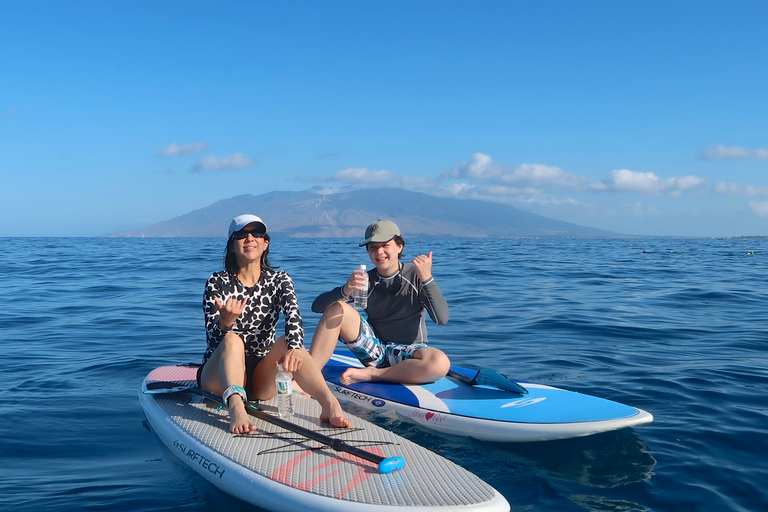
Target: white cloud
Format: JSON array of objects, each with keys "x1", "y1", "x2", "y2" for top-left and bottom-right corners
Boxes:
[
  {"x1": 594, "y1": 169, "x2": 707, "y2": 195},
  {"x1": 156, "y1": 142, "x2": 208, "y2": 157},
  {"x1": 319, "y1": 167, "x2": 397, "y2": 184},
  {"x1": 749, "y1": 202, "x2": 768, "y2": 216},
  {"x1": 309, "y1": 186, "x2": 337, "y2": 195},
  {"x1": 192, "y1": 153, "x2": 256, "y2": 172},
  {"x1": 702, "y1": 144, "x2": 768, "y2": 160},
  {"x1": 441, "y1": 153, "x2": 501, "y2": 179},
  {"x1": 442, "y1": 153, "x2": 588, "y2": 190},
  {"x1": 714, "y1": 181, "x2": 768, "y2": 197},
  {"x1": 441, "y1": 182, "x2": 475, "y2": 196},
  {"x1": 500, "y1": 163, "x2": 589, "y2": 190},
  {"x1": 426, "y1": 182, "x2": 596, "y2": 213}
]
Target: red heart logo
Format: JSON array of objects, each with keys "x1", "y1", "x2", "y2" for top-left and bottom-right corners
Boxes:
[{"x1": 425, "y1": 412, "x2": 435, "y2": 421}]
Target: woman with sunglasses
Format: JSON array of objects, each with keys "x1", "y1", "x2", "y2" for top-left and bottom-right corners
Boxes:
[
  {"x1": 309, "y1": 220, "x2": 450, "y2": 386},
  {"x1": 198, "y1": 214, "x2": 350, "y2": 434}
]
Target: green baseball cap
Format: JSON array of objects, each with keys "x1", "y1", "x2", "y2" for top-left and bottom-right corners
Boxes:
[{"x1": 359, "y1": 220, "x2": 401, "y2": 247}]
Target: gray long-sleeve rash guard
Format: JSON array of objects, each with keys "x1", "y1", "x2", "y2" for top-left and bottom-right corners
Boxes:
[{"x1": 311, "y1": 263, "x2": 449, "y2": 344}]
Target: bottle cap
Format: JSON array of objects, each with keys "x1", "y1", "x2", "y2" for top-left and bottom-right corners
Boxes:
[
  {"x1": 278, "y1": 364, "x2": 284, "y2": 371},
  {"x1": 359, "y1": 264, "x2": 366, "y2": 270}
]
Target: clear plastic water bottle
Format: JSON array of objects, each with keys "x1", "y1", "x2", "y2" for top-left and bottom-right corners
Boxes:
[
  {"x1": 275, "y1": 364, "x2": 294, "y2": 418},
  {"x1": 353, "y1": 264, "x2": 368, "y2": 309}
]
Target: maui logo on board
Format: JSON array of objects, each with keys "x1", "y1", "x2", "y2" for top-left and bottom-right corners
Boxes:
[
  {"x1": 173, "y1": 439, "x2": 225, "y2": 478},
  {"x1": 269, "y1": 447, "x2": 383, "y2": 498},
  {"x1": 409, "y1": 409, "x2": 447, "y2": 424}
]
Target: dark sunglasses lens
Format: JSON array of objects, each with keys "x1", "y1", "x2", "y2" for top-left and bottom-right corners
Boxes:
[{"x1": 233, "y1": 229, "x2": 264, "y2": 240}]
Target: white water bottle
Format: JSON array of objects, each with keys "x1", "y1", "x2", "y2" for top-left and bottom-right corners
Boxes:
[
  {"x1": 275, "y1": 364, "x2": 294, "y2": 418},
  {"x1": 353, "y1": 264, "x2": 368, "y2": 309}
]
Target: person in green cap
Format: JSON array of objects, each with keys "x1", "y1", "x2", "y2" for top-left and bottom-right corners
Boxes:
[{"x1": 308, "y1": 220, "x2": 450, "y2": 385}]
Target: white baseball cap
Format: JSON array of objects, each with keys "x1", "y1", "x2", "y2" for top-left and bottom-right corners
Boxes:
[{"x1": 228, "y1": 214, "x2": 267, "y2": 238}]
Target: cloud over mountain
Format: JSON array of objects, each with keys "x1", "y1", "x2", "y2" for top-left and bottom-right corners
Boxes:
[{"x1": 702, "y1": 144, "x2": 768, "y2": 161}]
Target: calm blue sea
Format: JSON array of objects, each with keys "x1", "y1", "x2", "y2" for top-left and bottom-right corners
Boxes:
[{"x1": 2, "y1": 236, "x2": 767, "y2": 512}]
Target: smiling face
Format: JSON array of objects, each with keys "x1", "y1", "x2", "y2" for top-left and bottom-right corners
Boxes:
[
  {"x1": 366, "y1": 238, "x2": 403, "y2": 276},
  {"x1": 232, "y1": 223, "x2": 269, "y2": 267}
]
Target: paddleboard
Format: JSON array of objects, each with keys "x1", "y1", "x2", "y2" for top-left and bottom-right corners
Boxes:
[
  {"x1": 139, "y1": 365, "x2": 510, "y2": 512},
  {"x1": 323, "y1": 350, "x2": 653, "y2": 442}
]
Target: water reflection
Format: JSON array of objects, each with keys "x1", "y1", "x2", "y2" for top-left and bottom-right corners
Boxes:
[
  {"x1": 344, "y1": 401, "x2": 656, "y2": 490},
  {"x1": 490, "y1": 429, "x2": 657, "y2": 488}
]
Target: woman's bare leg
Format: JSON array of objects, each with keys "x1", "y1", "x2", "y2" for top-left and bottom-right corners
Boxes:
[
  {"x1": 249, "y1": 336, "x2": 351, "y2": 428},
  {"x1": 199, "y1": 333, "x2": 258, "y2": 434}
]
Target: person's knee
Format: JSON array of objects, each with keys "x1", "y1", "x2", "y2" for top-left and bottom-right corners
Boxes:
[
  {"x1": 320, "y1": 301, "x2": 360, "y2": 341},
  {"x1": 421, "y1": 348, "x2": 450, "y2": 375},
  {"x1": 317, "y1": 301, "x2": 346, "y2": 331},
  {"x1": 434, "y1": 351, "x2": 451, "y2": 375},
  {"x1": 323, "y1": 301, "x2": 345, "y2": 318},
  {"x1": 221, "y1": 332, "x2": 245, "y2": 351}
]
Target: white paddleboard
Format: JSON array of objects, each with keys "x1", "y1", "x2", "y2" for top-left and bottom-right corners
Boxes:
[
  {"x1": 324, "y1": 350, "x2": 653, "y2": 442},
  {"x1": 139, "y1": 365, "x2": 510, "y2": 512}
]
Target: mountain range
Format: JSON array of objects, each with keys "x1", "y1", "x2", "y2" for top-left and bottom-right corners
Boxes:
[{"x1": 106, "y1": 187, "x2": 615, "y2": 238}]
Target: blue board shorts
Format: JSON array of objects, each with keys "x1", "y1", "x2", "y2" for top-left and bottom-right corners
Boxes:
[{"x1": 342, "y1": 317, "x2": 428, "y2": 368}]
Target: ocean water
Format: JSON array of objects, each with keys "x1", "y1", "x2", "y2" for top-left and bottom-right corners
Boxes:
[{"x1": 1, "y1": 236, "x2": 767, "y2": 512}]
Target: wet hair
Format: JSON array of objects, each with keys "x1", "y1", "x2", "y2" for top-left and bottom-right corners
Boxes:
[
  {"x1": 366, "y1": 235, "x2": 406, "y2": 259},
  {"x1": 224, "y1": 232, "x2": 275, "y2": 274}
]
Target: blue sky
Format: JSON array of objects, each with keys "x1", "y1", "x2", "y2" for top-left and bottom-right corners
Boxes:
[{"x1": 2, "y1": 1, "x2": 767, "y2": 237}]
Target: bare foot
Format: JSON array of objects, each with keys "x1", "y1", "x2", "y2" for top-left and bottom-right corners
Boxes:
[
  {"x1": 340, "y1": 367, "x2": 379, "y2": 385},
  {"x1": 291, "y1": 379, "x2": 311, "y2": 398},
  {"x1": 320, "y1": 401, "x2": 351, "y2": 428},
  {"x1": 228, "y1": 398, "x2": 258, "y2": 434}
]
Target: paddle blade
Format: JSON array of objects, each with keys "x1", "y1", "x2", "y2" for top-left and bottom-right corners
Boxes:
[{"x1": 474, "y1": 368, "x2": 529, "y2": 395}]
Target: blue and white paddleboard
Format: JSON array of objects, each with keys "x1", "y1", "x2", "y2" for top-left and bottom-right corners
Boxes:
[{"x1": 323, "y1": 351, "x2": 653, "y2": 443}]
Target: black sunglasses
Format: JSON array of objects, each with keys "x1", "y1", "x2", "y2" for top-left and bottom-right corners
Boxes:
[{"x1": 232, "y1": 228, "x2": 266, "y2": 240}]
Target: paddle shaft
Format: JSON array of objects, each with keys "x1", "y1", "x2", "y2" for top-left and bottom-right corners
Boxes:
[
  {"x1": 446, "y1": 369, "x2": 474, "y2": 386},
  {"x1": 245, "y1": 403, "x2": 390, "y2": 466}
]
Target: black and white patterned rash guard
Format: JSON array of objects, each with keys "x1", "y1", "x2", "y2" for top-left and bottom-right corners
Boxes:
[{"x1": 202, "y1": 269, "x2": 304, "y2": 364}]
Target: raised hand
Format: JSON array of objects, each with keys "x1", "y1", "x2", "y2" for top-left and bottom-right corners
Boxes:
[
  {"x1": 411, "y1": 251, "x2": 433, "y2": 281},
  {"x1": 214, "y1": 296, "x2": 248, "y2": 331}
]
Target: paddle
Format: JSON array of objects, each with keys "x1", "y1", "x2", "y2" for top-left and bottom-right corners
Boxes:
[
  {"x1": 144, "y1": 382, "x2": 406, "y2": 474},
  {"x1": 446, "y1": 368, "x2": 529, "y2": 395}
]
